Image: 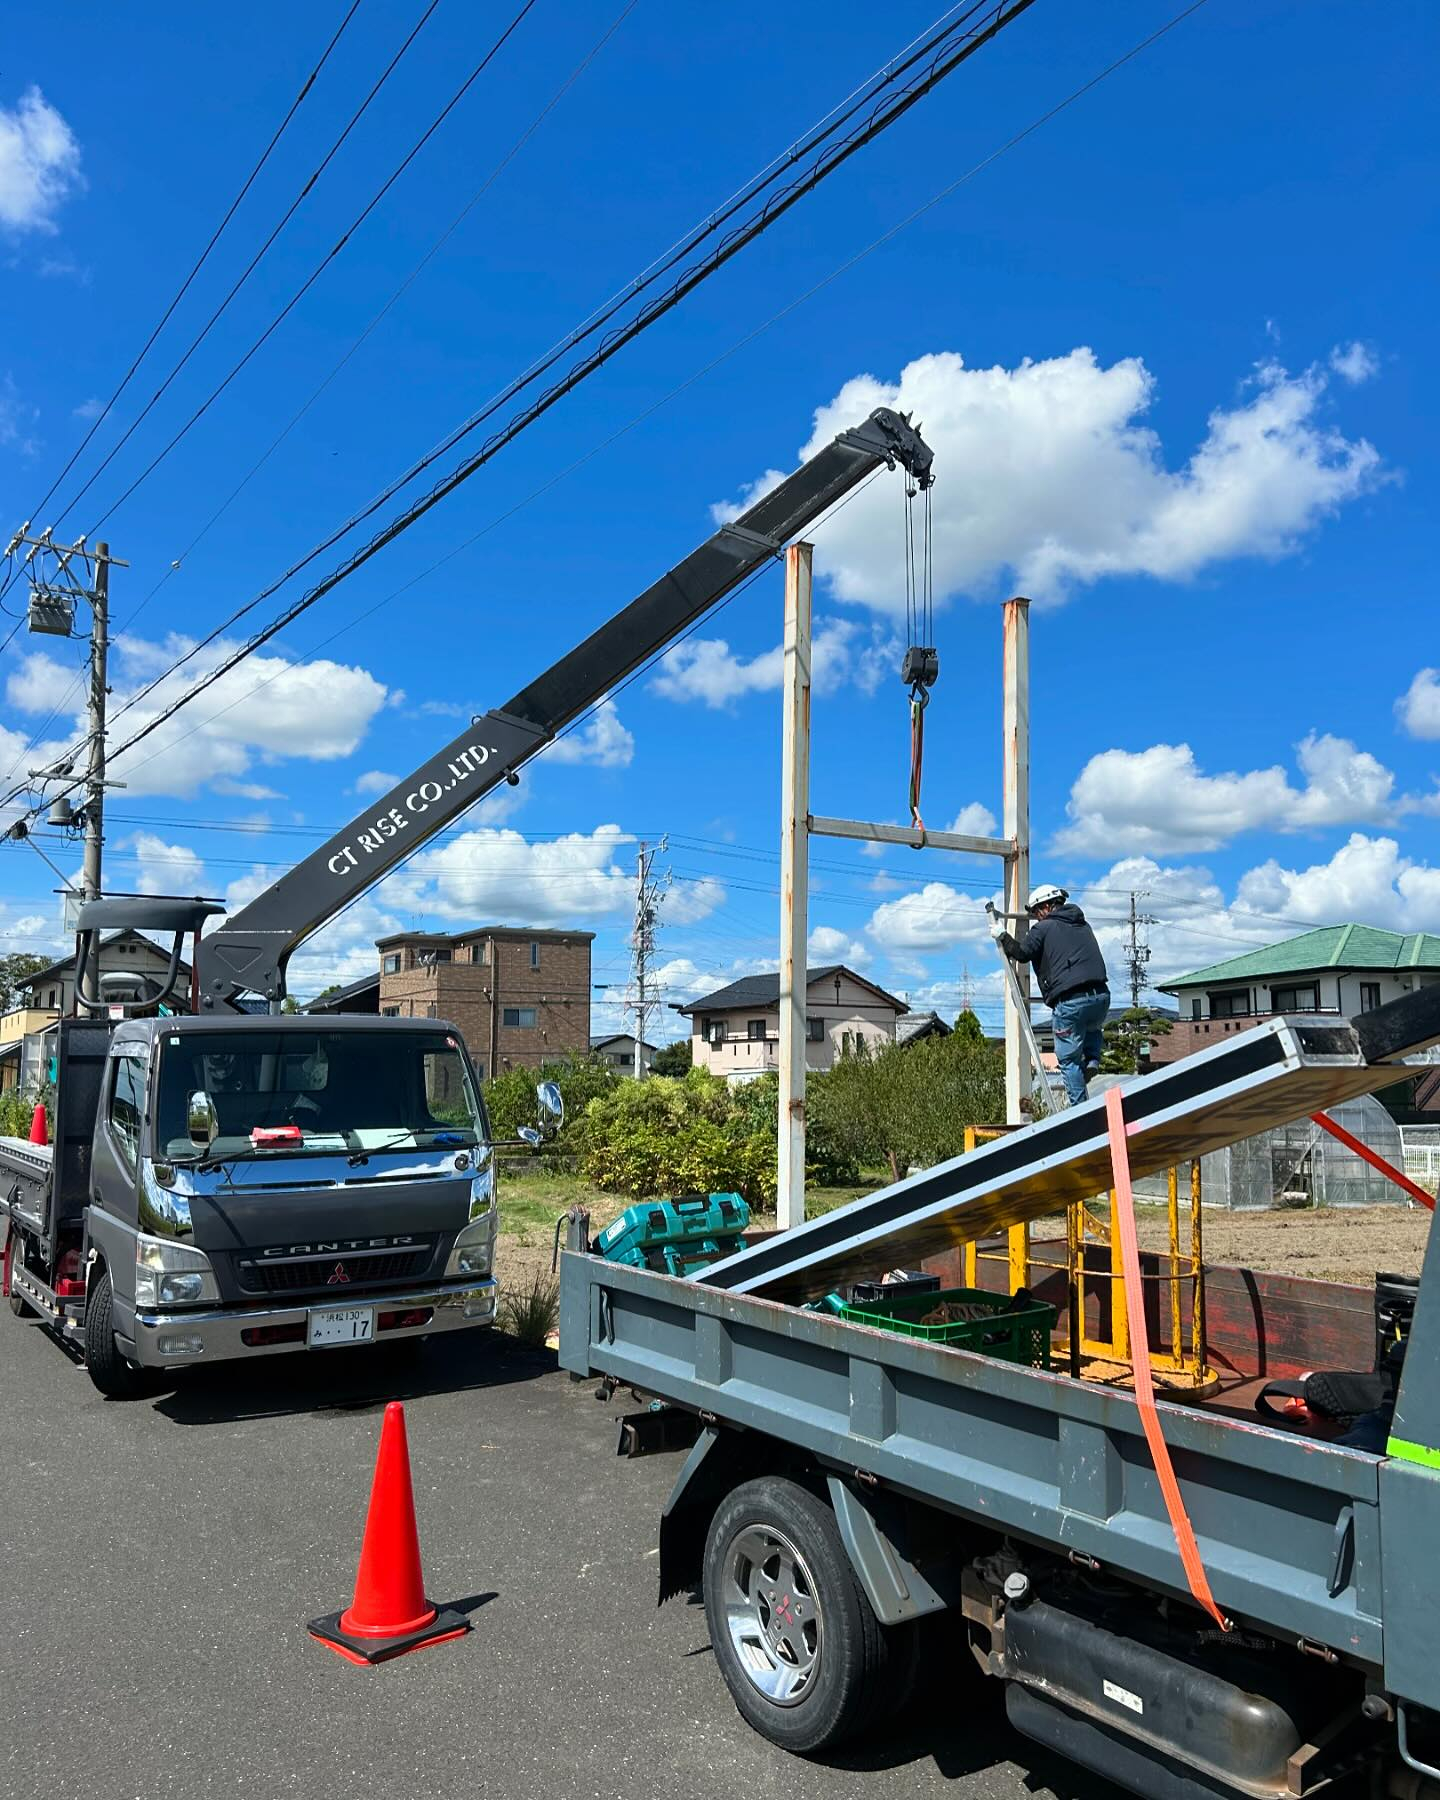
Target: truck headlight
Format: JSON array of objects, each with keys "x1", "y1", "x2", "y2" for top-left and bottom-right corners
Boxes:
[
  {"x1": 444, "y1": 1188, "x2": 496, "y2": 1279},
  {"x1": 135, "y1": 1234, "x2": 220, "y2": 1309}
]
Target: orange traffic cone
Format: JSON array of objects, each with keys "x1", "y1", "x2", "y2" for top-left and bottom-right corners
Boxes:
[
  {"x1": 28, "y1": 1103, "x2": 47, "y2": 1147},
  {"x1": 308, "y1": 1401, "x2": 470, "y2": 1664}
]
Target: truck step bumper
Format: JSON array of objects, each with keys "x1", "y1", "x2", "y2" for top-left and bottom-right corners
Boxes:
[{"x1": 124, "y1": 1279, "x2": 497, "y2": 1367}]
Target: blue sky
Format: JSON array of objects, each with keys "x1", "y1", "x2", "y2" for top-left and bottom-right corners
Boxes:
[{"x1": 1, "y1": 0, "x2": 1436, "y2": 1038}]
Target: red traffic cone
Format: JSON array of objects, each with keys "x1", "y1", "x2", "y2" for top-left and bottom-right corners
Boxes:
[
  {"x1": 28, "y1": 1103, "x2": 47, "y2": 1147},
  {"x1": 308, "y1": 1401, "x2": 470, "y2": 1665}
]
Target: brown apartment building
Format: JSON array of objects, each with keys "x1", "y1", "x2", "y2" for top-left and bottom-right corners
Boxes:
[{"x1": 376, "y1": 926, "x2": 593, "y2": 1079}]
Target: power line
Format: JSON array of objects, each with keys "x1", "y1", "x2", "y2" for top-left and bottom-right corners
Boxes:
[
  {"x1": 82, "y1": 0, "x2": 542, "y2": 540},
  {"x1": 0, "y1": 0, "x2": 365, "y2": 598},
  {"x1": 6, "y1": 0, "x2": 1210, "y2": 832},
  {"x1": 115, "y1": 0, "x2": 642, "y2": 640},
  {"x1": 45, "y1": 0, "x2": 444, "y2": 537},
  {"x1": 33, "y1": 0, "x2": 1034, "y2": 777}
]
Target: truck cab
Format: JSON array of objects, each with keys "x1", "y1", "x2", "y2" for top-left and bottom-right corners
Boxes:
[{"x1": 81, "y1": 1012, "x2": 502, "y2": 1393}]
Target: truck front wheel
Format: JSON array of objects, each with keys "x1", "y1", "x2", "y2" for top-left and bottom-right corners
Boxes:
[
  {"x1": 84, "y1": 1267, "x2": 145, "y2": 1399},
  {"x1": 702, "y1": 1476, "x2": 916, "y2": 1754}
]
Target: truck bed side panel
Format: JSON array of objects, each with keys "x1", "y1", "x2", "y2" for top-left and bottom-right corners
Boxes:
[{"x1": 561, "y1": 1253, "x2": 1384, "y2": 1665}]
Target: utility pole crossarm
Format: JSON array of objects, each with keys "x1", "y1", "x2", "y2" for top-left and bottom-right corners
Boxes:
[{"x1": 195, "y1": 408, "x2": 934, "y2": 1007}]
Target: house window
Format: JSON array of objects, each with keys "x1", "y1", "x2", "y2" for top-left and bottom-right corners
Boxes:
[
  {"x1": 1359, "y1": 982, "x2": 1381, "y2": 1013},
  {"x1": 418, "y1": 947, "x2": 451, "y2": 966},
  {"x1": 382, "y1": 1006, "x2": 400, "y2": 1017},
  {"x1": 1190, "y1": 999, "x2": 1201, "y2": 1021},
  {"x1": 472, "y1": 1060, "x2": 487, "y2": 1082},
  {"x1": 471, "y1": 942, "x2": 488, "y2": 964},
  {"x1": 503, "y1": 1006, "x2": 538, "y2": 1029},
  {"x1": 1270, "y1": 983, "x2": 1319, "y2": 1013},
  {"x1": 529, "y1": 941, "x2": 540, "y2": 969},
  {"x1": 425, "y1": 1003, "x2": 438, "y2": 1019},
  {"x1": 747, "y1": 1019, "x2": 767, "y2": 1042},
  {"x1": 708, "y1": 1021, "x2": 725, "y2": 1047},
  {"x1": 1209, "y1": 991, "x2": 1249, "y2": 1018},
  {"x1": 383, "y1": 953, "x2": 401, "y2": 975},
  {"x1": 806, "y1": 1016, "x2": 825, "y2": 1042},
  {"x1": 48, "y1": 987, "x2": 58, "y2": 1007},
  {"x1": 841, "y1": 1030, "x2": 855, "y2": 1057}
]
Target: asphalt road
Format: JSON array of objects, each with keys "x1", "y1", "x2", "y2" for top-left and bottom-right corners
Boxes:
[{"x1": 0, "y1": 1317, "x2": 1125, "y2": 1800}]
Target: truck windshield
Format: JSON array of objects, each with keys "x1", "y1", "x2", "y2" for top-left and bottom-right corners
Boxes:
[{"x1": 155, "y1": 1030, "x2": 485, "y2": 1163}]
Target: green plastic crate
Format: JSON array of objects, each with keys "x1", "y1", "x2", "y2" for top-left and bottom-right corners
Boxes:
[{"x1": 830, "y1": 1284, "x2": 1054, "y2": 1369}]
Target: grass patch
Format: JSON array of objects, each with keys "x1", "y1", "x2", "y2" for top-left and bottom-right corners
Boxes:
[
  {"x1": 497, "y1": 1168, "x2": 622, "y2": 1237},
  {"x1": 498, "y1": 1269, "x2": 561, "y2": 1347}
]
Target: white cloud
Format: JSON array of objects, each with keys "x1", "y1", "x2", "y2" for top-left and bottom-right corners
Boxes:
[
  {"x1": 1055, "y1": 734, "x2": 1418, "y2": 858},
  {"x1": 72, "y1": 396, "x2": 103, "y2": 420},
  {"x1": 352, "y1": 770, "x2": 398, "y2": 798},
  {"x1": 0, "y1": 87, "x2": 81, "y2": 233},
  {"x1": 4, "y1": 633, "x2": 389, "y2": 800},
  {"x1": 808, "y1": 925, "x2": 871, "y2": 966},
  {"x1": 125, "y1": 831, "x2": 205, "y2": 895},
  {"x1": 717, "y1": 349, "x2": 1385, "y2": 609},
  {"x1": 947, "y1": 802, "x2": 998, "y2": 838},
  {"x1": 396, "y1": 824, "x2": 644, "y2": 930},
  {"x1": 710, "y1": 468, "x2": 786, "y2": 525},
  {"x1": 1397, "y1": 669, "x2": 1440, "y2": 741},
  {"x1": 865, "y1": 881, "x2": 996, "y2": 974},
  {"x1": 416, "y1": 699, "x2": 468, "y2": 719},
  {"x1": 651, "y1": 617, "x2": 898, "y2": 710},
  {"x1": 1330, "y1": 341, "x2": 1378, "y2": 385},
  {"x1": 211, "y1": 777, "x2": 282, "y2": 801},
  {"x1": 545, "y1": 699, "x2": 634, "y2": 768},
  {"x1": 1236, "y1": 834, "x2": 1440, "y2": 935},
  {"x1": 0, "y1": 372, "x2": 40, "y2": 454}
]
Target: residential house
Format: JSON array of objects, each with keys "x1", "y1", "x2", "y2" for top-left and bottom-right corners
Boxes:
[
  {"x1": 676, "y1": 965, "x2": 907, "y2": 1082},
  {"x1": 0, "y1": 1004, "x2": 59, "y2": 1093},
  {"x1": 896, "y1": 1011, "x2": 951, "y2": 1047},
  {"x1": 303, "y1": 972, "x2": 381, "y2": 1015},
  {"x1": 375, "y1": 925, "x2": 593, "y2": 1079},
  {"x1": 591, "y1": 1033, "x2": 656, "y2": 1072},
  {"x1": 1153, "y1": 926, "x2": 1440, "y2": 1067}
]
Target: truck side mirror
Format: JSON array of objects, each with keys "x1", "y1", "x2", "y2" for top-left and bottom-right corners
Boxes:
[
  {"x1": 187, "y1": 1090, "x2": 220, "y2": 1151},
  {"x1": 536, "y1": 1080, "x2": 564, "y2": 1128},
  {"x1": 517, "y1": 1126, "x2": 543, "y2": 1149}
]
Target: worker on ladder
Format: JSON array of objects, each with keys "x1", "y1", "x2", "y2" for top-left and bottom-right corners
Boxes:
[{"x1": 991, "y1": 884, "x2": 1111, "y2": 1106}]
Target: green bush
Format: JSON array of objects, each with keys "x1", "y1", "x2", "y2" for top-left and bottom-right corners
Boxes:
[
  {"x1": 807, "y1": 1032, "x2": 1005, "y2": 1182},
  {"x1": 577, "y1": 1069, "x2": 778, "y2": 1205},
  {"x1": 483, "y1": 1052, "x2": 620, "y2": 1144}
]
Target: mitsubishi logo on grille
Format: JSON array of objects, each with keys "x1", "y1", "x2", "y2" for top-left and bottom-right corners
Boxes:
[{"x1": 327, "y1": 1262, "x2": 351, "y2": 1285}]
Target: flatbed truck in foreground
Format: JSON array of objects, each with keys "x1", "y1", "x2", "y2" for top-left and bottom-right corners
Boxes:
[{"x1": 559, "y1": 990, "x2": 1440, "y2": 1800}]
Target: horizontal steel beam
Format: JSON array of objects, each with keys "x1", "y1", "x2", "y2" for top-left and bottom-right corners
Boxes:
[{"x1": 808, "y1": 814, "x2": 1014, "y2": 859}]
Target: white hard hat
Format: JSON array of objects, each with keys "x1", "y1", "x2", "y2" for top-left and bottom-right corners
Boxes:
[{"x1": 1026, "y1": 883, "x2": 1067, "y2": 911}]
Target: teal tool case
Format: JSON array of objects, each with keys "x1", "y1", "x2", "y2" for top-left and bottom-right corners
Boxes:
[{"x1": 594, "y1": 1193, "x2": 750, "y2": 1278}]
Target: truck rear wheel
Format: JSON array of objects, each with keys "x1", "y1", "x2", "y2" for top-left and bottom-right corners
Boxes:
[
  {"x1": 6, "y1": 1229, "x2": 38, "y2": 1319},
  {"x1": 702, "y1": 1475, "x2": 916, "y2": 1754},
  {"x1": 84, "y1": 1267, "x2": 145, "y2": 1400}
]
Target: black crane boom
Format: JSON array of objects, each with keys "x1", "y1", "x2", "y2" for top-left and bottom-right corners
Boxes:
[{"x1": 195, "y1": 407, "x2": 933, "y2": 1007}]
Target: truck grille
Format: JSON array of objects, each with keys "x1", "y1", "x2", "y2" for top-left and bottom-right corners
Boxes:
[{"x1": 238, "y1": 1246, "x2": 433, "y2": 1295}]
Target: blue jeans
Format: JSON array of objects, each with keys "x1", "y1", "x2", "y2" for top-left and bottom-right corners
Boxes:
[{"x1": 1052, "y1": 990, "x2": 1109, "y2": 1105}]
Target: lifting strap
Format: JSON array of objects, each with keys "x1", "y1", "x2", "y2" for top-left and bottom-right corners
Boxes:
[{"x1": 1105, "y1": 1085, "x2": 1229, "y2": 1632}]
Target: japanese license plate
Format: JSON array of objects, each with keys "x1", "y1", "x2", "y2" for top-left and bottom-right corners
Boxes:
[{"x1": 307, "y1": 1306, "x2": 375, "y2": 1348}]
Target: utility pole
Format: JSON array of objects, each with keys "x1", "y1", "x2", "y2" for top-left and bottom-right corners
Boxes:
[
  {"x1": 777, "y1": 542, "x2": 813, "y2": 1233},
  {"x1": 1001, "y1": 597, "x2": 1031, "y2": 1124},
  {"x1": 4, "y1": 528, "x2": 127, "y2": 900},
  {"x1": 1125, "y1": 890, "x2": 1156, "y2": 1011},
  {"x1": 630, "y1": 839, "x2": 665, "y2": 1079},
  {"x1": 83, "y1": 542, "x2": 111, "y2": 900}
]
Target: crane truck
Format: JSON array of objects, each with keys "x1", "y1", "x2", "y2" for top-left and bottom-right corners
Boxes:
[{"x1": 0, "y1": 406, "x2": 935, "y2": 1396}]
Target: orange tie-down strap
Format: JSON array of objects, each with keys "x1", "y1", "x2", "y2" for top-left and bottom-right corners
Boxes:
[
  {"x1": 1105, "y1": 1086, "x2": 1229, "y2": 1632},
  {"x1": 1310, "y1": 1111, "x2": 1435, "y2": 1212}
]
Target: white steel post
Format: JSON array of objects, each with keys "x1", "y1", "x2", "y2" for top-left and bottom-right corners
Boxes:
[
  {"x1": 1002, "y1": 597, "x2": 1032, "y2": 1125},
  {"x1": 777, "y1": 542, "x2": 813, "y2": 1231}
]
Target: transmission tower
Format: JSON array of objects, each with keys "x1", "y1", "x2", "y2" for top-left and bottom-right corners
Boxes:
[
  {"x1": 629, "y1": 837, "x2": 668, "y2": 1079},
  {"x1": 1125, "y1": 890, "x2": 1158, "y2": 1010}
]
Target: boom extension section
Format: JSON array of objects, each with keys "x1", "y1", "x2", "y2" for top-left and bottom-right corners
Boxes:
[{"x1": 195, "y1": 409, "x2": 933, "y2": 1007}]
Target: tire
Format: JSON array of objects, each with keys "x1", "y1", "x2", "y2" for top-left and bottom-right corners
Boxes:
[
  {"x1": 702, "y1": 1476, "x2": 917, "y2": 1755},
  {"x1": 6, "y1": 1230, "x2": 38, "y2": 1320},
  {"x1": 84, "y1": 1267, "x2": 145, "y2": 1399}
]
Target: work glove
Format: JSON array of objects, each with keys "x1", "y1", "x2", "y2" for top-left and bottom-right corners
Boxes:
[{"x1": 987, "y1": 909, "x2": 1007, "y2": 942}]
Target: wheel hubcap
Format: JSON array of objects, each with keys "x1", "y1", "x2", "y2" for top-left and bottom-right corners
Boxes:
[{"x1": 722, "y1": 1523, "x2": 822, "y2": 1705}]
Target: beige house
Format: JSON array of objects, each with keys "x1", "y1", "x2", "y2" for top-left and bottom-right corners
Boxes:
[{"x1": 677, "y1": 965, "x2": 907, "y2": 1082}]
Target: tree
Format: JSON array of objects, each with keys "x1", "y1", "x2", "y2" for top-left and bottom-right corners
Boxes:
[
  {"x1": 952, "y1": 1008, "x2": 986, "y2": 1047},
  {"x1": 651, "y1": 1037, "x2": 693, "y2": 1076},
  {"x1": 0, "y1": 953, "x2": 50, "y2": 1013},
  {"x1": 1101, "y1": 1007, "x2": 1175, "y2": 1075},
  {"x1": 280, "y1": 995, "x2": 299, "y2": 1014}
]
